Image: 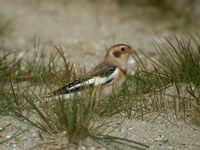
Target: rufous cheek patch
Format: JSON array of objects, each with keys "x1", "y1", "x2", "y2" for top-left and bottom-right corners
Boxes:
[{"x1": 113, "y1": 51, "x2": 121, "y2": 58}]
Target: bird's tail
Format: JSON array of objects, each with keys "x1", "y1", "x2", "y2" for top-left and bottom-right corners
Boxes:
[{"x1": 47, "y1": 86, "x2": 67, "y2": 98}]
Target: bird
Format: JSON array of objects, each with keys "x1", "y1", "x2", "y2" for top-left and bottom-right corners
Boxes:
[{"x1": 48, "y1": 44, "x2": 135, "y2": 100}]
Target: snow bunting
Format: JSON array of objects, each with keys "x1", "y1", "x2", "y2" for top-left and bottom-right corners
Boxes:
[{"x1": 49, "y1": 44, "x2": 135, "y2": 99}]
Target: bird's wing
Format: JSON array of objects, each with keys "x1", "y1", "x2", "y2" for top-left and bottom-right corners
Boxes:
[{"x1": 50, "y1": 64, "x2": 118, "y2": 96}]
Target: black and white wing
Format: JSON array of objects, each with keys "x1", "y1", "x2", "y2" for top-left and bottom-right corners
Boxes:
[{"x1": 50, "y1": 63, "x2": 118, "y2": 96}]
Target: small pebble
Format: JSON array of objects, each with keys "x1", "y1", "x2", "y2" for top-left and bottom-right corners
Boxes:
[{"x1": 6, "y1": 135, "x2": 11, "y2": 139}]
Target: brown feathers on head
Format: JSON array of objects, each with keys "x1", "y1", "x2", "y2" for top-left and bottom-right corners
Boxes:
[{"x1": 104, "y1": 44, "x2": 134, "y2": 66}]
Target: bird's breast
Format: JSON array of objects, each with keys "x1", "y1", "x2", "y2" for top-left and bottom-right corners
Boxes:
[{"x1": 114, "y1": 68, "x2": 126, "y2": 86}]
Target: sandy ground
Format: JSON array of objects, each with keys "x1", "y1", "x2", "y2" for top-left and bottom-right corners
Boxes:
[
  {"x1": 0, "y1": 115, "x2": 200, "y2": 150},
  {"x1": 0, "y1": 0, "x2": 200, "y2": 149},
  {"x1": 1, "y1": 0, "x2": 199, "y2": 68}
]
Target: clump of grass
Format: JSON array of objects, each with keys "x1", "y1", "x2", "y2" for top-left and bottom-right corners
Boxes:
[
  {"x1": 0, "y1": 41, "x2": 148, "y2": 149},
  {"x1": 150, "y1": 35, "x2": 200, "y2": 122},
  {"x1": 0, "y1": 42, "x2": 73, "y2": 85},
  {"x1": 96, "y1": 33, "x2": 200, "y2": 125},
  {"x1": 2, "y1": 82, "x2": 148, "y2": 149},
  {"x1": 129, "y1": 34, "x2": 200, "y2": 123},
  {"x1": 155, "y1": 37, "x2": 200, "y2": 85}
]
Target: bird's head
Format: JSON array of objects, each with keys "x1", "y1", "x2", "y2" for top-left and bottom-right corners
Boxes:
[{"x1": 104, "y1": 44, "x2": 135, "y2": 67}]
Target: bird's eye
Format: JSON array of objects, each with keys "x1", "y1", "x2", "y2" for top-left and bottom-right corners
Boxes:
[{"x1": 121, "y1": 47, "x2": 125, "y2": 51}]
